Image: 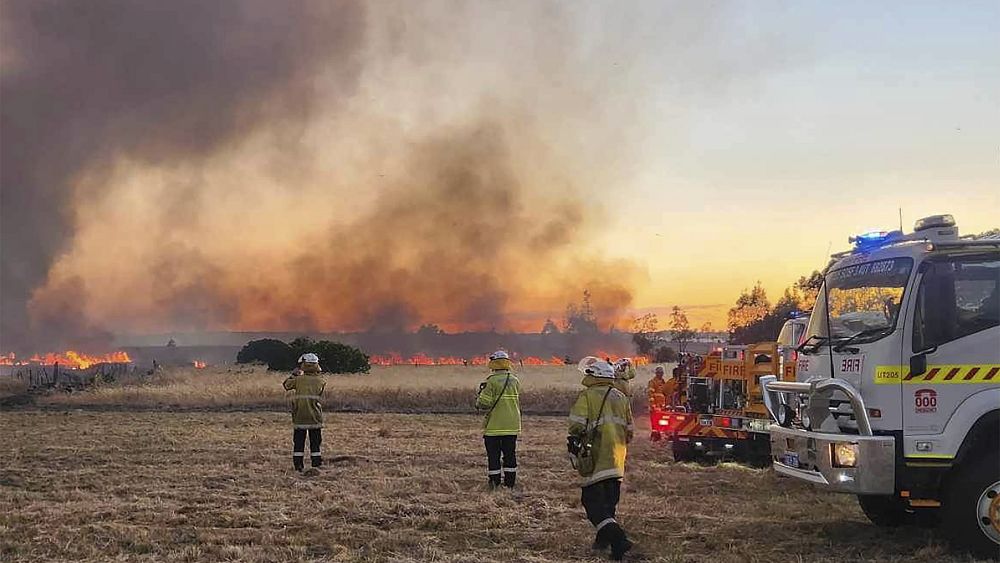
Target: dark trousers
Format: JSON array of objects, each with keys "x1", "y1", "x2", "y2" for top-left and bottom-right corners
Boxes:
[
  {"x1": 582, "y1": 478, "x2": 621, "y2": 528},
  {"x1": 484, "y1": 435, "x2": 517, "y2": 488},
  {"x1": 582, "y1": 478, "x2": 629, "y2": 552},
  {"x1": 293, "y1": 428, "x2": 322, "y2": 470}
]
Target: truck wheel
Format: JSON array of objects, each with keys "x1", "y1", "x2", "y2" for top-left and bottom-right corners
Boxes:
[
  {"x1": 671, "y1": 442, "x2": 693, "y2": 463},
  {"x1": 941, "y1": 452, "x2": 1000, "y2": 560},
  {"x1": 857, "y1": 495, "x2": 908, "y2": 527}
]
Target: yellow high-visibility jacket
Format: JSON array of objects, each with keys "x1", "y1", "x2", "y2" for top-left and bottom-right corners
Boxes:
[
  {"x1": 647, "y1": 376, "x2": 677, "y2": 408},
  {"x1": 614, "y1": 364, "x2": 636, "y2": 396},
  {"x1": 476, "y1": 369, "x2": 521, "y2": 436},
  {"x1": 569, "y1": 376, "x2": 634, "y2": 486},
  {"x1": 282, "y1": 364, "x2": 325, "y2": 429}
]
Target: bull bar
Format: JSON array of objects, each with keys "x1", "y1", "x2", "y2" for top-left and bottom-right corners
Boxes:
[{"x1": 761, "y1": 375, "x2": 896, "y2": 495}]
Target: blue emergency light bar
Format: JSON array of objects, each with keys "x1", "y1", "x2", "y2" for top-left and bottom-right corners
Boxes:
[{"x1": 849, "y1": 229, "x2": 902, "y2": 249}]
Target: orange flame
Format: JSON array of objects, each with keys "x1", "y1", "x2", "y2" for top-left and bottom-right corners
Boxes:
[
  {"x1": 21, "y1": 350, "x2": 132, "y2": 369},
  {"x1": 193, "y1": 360, "x2": 207, "y2": 369},
  {"x1": 367, "y1": 353, "x2": 648, "y2": 367}
]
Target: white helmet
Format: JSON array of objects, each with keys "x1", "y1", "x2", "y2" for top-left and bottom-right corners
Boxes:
[
  {"x1": 584, "y1": 360, "x2": 615, "y2": 379},
  {"x1": 577, "y1": 356, "x2": 600, "y2": 373},
  {"x1": 298, "y1": 353, "x2": 320, "y2": 364},
  {"x1": 614, "y1": 358, "x2": 632, "y2": 373},
  {"x1": 489, "y1": 350, "x2": 509, "y2": 361}
]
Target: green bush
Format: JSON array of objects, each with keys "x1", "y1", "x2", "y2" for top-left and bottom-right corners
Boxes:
[
  {"x1": 237, "y1": 337, "x2": 370, "y2": 374},
  {"x1": 236, "y1": 339, "x2": 295, "y2": 370}
]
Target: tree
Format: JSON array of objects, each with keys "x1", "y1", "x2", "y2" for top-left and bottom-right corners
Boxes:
[
  {"x1": 564, "y1": 289, "x2": 599, "y2": 334},
  {"x1": 669, "y1": 306, "x2": 696, "y2": 352},
  {"x1": 727, "y1": 282, "x2": 771, "y2": 334},
  {"x1": 699, "y1": 321, "x2": 713, "y2": 334},
  {"x1": 541, "y1": 318, "x2": 560, "y2": 334},
  {"x1": 630, "y1": 313, "x2": 659, "y2": 334},
  {"x1": 729, "y1": 286, "x2": 807, "y2": 344},
  {"x1": 237, "y1": 338, "x2": 295, "y2": 370},
  {"x1": 654, "y1": 346, "x2": 678, "y2": 363},
  {"x1": 795, "y1": 271, "x2": 824, "y2": 311},
  {"x1": 308, "y1": 340, "x2": 370, "y2": 374},
  {"x1": 237, "y1": 337, "x2": 370, "y2": 373},
  {"x1": 416, "y1": 324, "x2": 445, "y2": 336}
]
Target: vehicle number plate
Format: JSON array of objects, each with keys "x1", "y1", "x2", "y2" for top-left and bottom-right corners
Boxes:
[{"x1": 782, "y1": 452, "x2": 800, "y2": 468}]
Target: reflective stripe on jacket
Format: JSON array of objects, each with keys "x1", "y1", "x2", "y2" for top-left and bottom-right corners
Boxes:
[
  {"x1": 476, "y1": 370, "x2": 521, "y2": 436},
  {"x1": 283, "y1": 366, "x2": 325, "y2": 428},
  {"x1": 569, "y1": 376, "x2": 634, "y2": 486}
]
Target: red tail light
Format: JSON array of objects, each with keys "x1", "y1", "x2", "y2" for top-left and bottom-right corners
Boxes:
[{"x1": 720, "y1": 417, "x2": 731, "y2": 428}]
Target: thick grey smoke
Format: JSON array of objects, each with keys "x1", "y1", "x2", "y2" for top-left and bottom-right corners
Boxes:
[{"x1": 1, "y1": 0, "x2": 366, "y2": 353}]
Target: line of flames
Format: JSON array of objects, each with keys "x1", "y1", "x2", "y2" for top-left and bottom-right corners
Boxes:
[
  {"x1": 0, "y1": 351, "x2": 132, "y2": 370},
  {"x1": 369, "y1": 352, "x2": 649, "y2": 367}
]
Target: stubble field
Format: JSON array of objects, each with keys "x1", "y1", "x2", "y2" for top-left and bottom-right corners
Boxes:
[{"x1": 0, "y1": 403, "x2": 972, "y2": 562}]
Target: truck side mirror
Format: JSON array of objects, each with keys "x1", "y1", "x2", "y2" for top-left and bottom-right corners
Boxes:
[{"x1": 910, "y1": 353, "x2": 927, "y2": 377}]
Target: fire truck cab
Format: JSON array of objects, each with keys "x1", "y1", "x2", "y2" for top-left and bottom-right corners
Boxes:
[{"x1": 762, "y1": 215, "x2": 1000, "y2": 558}]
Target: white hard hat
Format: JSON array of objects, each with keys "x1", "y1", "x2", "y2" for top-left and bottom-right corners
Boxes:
[
  {"x1": 577, "y1": 356, "x2": 601, "y2": 373},
  {"x1": 584, "y1": 360, "x2": 615, "y2": 379},
  {"x1": 298, "y1": 353, "x2": 320, "y2": 364},
  {"x1": 489, "y1": 350, "x2": 509, "y2": 361}
]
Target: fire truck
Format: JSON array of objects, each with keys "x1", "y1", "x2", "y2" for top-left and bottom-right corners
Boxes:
[
  {"x1": 652, "y1": 315, "x2": 807, "y2": 464},
  {"x1": 762, "y1": 215, "x2": 1000, "y2": 558}
]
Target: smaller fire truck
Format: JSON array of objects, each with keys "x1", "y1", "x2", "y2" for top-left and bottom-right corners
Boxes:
[{"x1": 651, "y1": 316, "x2": 807, "y2": 464}]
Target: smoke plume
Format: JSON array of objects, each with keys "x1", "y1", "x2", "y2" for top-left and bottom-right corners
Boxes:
[{"x1": 0, "y1": 1, "x2": 690, "y2": 352}]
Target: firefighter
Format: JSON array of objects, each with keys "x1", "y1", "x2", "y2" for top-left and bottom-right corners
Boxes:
[
  {"x1": 568, "y1": 360, "x2": 634, "y2": 560},
  {"x1": 612, "y1": 358, "x2": 636, "y2": 396},
  {"x1": 282, "y1": 353, "x2": 325, "y2": 472},
  {"x1": 475, "y1": 350, "x2": 521, "y2": 489},
  {"x1": 647, "y1": 366, "x2": 677, "y2": 409}
]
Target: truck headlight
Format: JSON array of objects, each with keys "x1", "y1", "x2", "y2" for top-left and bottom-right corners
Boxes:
[{"x1": 831, "y1": 442, "x2": 858, "y2": 468}]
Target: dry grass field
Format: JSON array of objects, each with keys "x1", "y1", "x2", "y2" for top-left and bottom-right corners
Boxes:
[
  {"x1": 0, "y1": 409, "x2": 973, "y2": 563},
  {"x1": 29, "y1": 365, "x2": 652, "y2": 414}
]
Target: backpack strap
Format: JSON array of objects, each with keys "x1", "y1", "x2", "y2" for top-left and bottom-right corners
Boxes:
[
  {"x1": 586, "y1": 386, "x2": 614, "y2": 443},
  {"x1": 485, "y1": 374, "x2": 512, "y2": 420}
]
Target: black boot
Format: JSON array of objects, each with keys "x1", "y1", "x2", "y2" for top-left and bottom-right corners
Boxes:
[
  {"x1": 607, "y1": 523, "x2": 633, "y2": 561},
  {"x1": 293, "y1": 455, "x2": 304, "y2": 472},
  {"x1": 592, "y1": 527, "x2": 611, "y2": 551},
  {"x1": 488, "y1": 474, "x2": 501, "y2": 490},
  {"x1": 311, "y1": 454, "x2": 323, "y2": 468},
  {"x1": 503, "y1": 469, "x2": 516, "y2": 489}
]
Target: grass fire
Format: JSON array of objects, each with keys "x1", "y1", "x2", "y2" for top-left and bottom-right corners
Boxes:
[{"x1": 2, "y1": 1, "x2": 998, "y2": 563}]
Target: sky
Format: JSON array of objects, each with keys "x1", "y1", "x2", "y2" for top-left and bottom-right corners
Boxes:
[
  {"x1": 1, "y1": 1, "x2": 998, "y2": 350},
  {"x1": 596, "y1": 0, "x2": 1000, "y2": 327}
]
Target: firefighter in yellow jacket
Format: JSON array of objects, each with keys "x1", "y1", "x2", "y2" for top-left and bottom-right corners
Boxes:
[
  {"x1": 613, "y1": 358, "x2": 636, "y2": 396},
  {"x1": 475, "y1": 350, "x2": 521, "y2": 489},
  {"x1": 647, "y1": 365, "x2": 677, "y2": 410},
  {"x1": 282, "y1": 353, "x2": 325, "y2": 471},
  {"x1": 568, "y1": 359, "x2": 634, "y2": 560}
]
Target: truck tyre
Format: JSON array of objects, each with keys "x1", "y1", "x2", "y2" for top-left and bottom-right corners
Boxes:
[
  {"x1": 671, "y1": 441, "x2": 693, "y2": 463},
  {"x1": 857, "y1": 495, "x2": 908, "y2": 527},
  {"x1": 941, "y1": 452, "x2": 1000, "y2": 560}
]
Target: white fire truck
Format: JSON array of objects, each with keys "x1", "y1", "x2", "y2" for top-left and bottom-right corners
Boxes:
[{"x1": 762, "y1": 214, "x2": 1000, "y2": 558}]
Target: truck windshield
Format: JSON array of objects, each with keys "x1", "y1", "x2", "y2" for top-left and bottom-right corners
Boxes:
[{"x1": 805, "y1": 257, "x2": 913, "y2": 344}]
